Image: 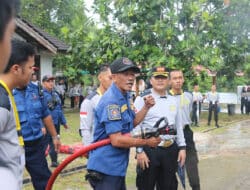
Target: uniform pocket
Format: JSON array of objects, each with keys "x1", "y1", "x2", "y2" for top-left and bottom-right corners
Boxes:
[
  {"x1": 16, "y1": 104, "x2": 27, "y2": 123},
  {"x1": 29, "y1": 100, "x2": 43, "y2": 119}
]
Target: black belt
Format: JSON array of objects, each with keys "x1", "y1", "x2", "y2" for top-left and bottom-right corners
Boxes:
[{"x1": 24, "y1": 136, "x2": 43, "y2": 147}]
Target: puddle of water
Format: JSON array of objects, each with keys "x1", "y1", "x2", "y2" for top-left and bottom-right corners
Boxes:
[{"x1": 194, "y1": 120, "x2": 250, "y2": 157}]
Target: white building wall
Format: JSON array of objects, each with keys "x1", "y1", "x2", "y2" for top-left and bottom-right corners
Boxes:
[
  {"x1": 13, "y1": 33, "x2": 55, "y2": 82},
  {"x1": 40, "y1": 51, "x2": 53, "y2": 80}
]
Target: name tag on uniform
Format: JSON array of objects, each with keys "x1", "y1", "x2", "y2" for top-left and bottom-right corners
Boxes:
[{"x1": 108, "y1": 104, "x2": 121, "y2": 120}]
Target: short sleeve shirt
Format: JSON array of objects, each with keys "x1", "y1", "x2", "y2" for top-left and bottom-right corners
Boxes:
[
  {"x1": 87, "y1": 83, "x2": 135, "y2": 177},
  {"x1": 134, "y1": 88, "x2": 186, "y2": 147}
]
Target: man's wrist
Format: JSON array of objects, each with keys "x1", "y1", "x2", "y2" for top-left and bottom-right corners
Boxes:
[
  {"x1": 136, "y1": 147, "x2": 144, "y2": 154},
  {"x1": 52, "y1": 134, "x2": 60, "y2": 140}
]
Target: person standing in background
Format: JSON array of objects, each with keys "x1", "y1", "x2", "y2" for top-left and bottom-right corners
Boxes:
[
  {"x1": 240, "y1": 86, "x2": 247, "y2": 114},
  {"x1": 78, "y1": 82, "x2": 85, "y2": 108},
  {"x1": 191, "y1": 83, "x2": 203, "y2": 127},
  {"x1": 69, "y1": 83, "x2": 75, "y2": 108},
  {"x1": 206, "y1": 84, "x2": 220, "y2": 127},
  {"x1": 31, "y1": 73, "x2": 39, "y2": 85},
  {"x1": 79, "y1": 64, "x2": 112, "y2": 145},
  {"x1": 169, "y1": 69, "x2": 200, "y2": 190},
  {"x1": 42, "y1": 75, "x2": 69, "y2": 167},
  {"x1": 246, "y1": 86, "x2": 250, "y2": 115},
  {"x1": 55, "y1": 78, "x2": 66, "y2": 107},
  {"x1": 73, "y1": 83, "x2": 80, "y2": 109}
]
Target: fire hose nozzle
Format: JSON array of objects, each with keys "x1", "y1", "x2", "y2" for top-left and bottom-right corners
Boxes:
[{"x1": 131, "y1": 117, "x2": 176, "y2": 139}]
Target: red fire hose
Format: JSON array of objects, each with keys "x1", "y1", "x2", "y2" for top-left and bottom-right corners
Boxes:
[{"x1": 46, "y1": 138, "x2": 111, "y2": 190}]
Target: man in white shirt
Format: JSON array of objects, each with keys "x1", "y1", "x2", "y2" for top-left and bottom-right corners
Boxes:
[
  {"x1": 79, "y1": 64, "x2": 112, "y2": 145},
  {"x1": 191, "y1": 83, "x2": 203, "y2": 127}
]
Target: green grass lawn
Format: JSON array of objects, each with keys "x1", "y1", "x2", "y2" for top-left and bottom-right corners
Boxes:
[{"x1": 22, "y1": 108, "x2": 250, "y2": 190}]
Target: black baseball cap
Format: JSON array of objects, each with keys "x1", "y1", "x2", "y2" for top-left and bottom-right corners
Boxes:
[
  {"x1": 151, "y1": 66, "x2": 169, "y2": 77},
  {"x1": 110, "y1": 57, "x2": 140, "y2": 74},
  {"x1": 42, "y1": 75, "x2": 55, "y2": 82}
]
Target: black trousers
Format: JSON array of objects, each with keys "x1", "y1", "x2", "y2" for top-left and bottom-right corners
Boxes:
[
  {"x1": 59, "y1": 94, "x2": 65, "y2": 106},
  {"x1": 79, "y1": 95, "x2": 84, "y2": 108},
  {"x1": 246, "y1": 101, "x2": 250, "y2": 114},
  {"x1": 136, "y1": 143, "x2": 178, "y2": 190},
  {"x1": 184, "y1": 125, "x2": 200, "y2": 190},
  {"x1": 191, "y1": 103, "x2": 198, "y2": 125},
  {"x1": 241, "y1": 98, "x2": 246, "y2": 114},
  {"x1": 70, "y1": 96, "x2": 74, "y2": 108},
  {"x1": 47, "y1": 124, "x2": 60, "y2": 163},
  {"x1": 208, "y1": 103, "x2": 218, "y2": 125},
  {"x1": 24, "y1": 137, "x2": 51, "y2": 190}
]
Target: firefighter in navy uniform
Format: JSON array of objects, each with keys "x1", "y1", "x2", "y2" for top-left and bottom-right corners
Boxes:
[
  {"x1": 12, "y1": 43, "x2": 61, "y2": 190},
  {"x1": 86, "y1": 57, "x2": 161, "y2": 190},
  {"x1": 169, "y1": 69, "x2": 200, "y2": 190},
  {"x1": 134, "y1": 66, "x2": 186, "y2": 190},
  {"x1": 42, "y1": 75, "x2": 69, "y2": 167},
  {"x1": 14, "y1": 80, "x2": 61, "y2": 190}
]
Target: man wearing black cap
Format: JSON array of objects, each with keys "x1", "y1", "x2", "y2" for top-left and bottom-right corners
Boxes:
[
  {"x1": 42, "y1": 75, "x2": 69, "y2": 167},
  {"x1": 86, "y1": 57, "x2": 161, "y2": 190},
  {"x1": 134, "y1": 66, "x2": 186, "y2": 190}
]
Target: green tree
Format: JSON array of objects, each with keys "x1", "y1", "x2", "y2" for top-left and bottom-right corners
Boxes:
[
  {"x1": 93, "y1": 0, "x2": 250, "y2": 90},
  {"x1": 20, "y1": 0, "x2": 250, "y2": 90},
  {"x1": 211, "y1": 0, "x2": 250, "y2": 89}
]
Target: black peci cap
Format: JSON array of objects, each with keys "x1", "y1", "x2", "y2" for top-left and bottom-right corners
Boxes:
[{"x1": 110, "y1": 57, "x2": 140, "y2": 74}]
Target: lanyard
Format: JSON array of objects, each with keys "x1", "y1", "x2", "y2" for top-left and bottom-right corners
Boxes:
[
  {"x1": 96, "y1": 88, "x2": 102, "y2": 96},
  {"x1": 0, "y1": 80, "x2": 24, "y2": 146},
  {"x1": 170, "y1": 89, "x2": 184, "y2": 107}
]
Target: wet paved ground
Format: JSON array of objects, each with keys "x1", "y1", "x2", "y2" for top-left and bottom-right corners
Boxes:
[
  {"x1": 188, "y1": 119, "x2": 250, "y2": 190},
  {"x1": 26, "y1": 118, "x2": 250, "y2": 190}
]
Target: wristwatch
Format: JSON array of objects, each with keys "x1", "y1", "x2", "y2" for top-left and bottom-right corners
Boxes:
[
  {"x1": 136, "y1": 147, "x2": 144, "y2": 154},
  {"x1": 52, "y1": 134, "x2": 60, "y2": 140}
]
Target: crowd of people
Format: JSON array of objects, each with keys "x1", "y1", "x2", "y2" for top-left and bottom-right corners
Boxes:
[
  {"x1": 79, "y1": 61, "x2": 227, "y2": 190},
  {"x1": 81, "y1": 60, "x2": 203, "y2": 190},
  {"x1": 0, "y1": 2, "x2": 63, "y2": 189}
]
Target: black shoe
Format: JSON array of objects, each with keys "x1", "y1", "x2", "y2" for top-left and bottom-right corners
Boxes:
[
  {"x1": 51, "y1": 162, "x2": 59, "y2": 167},
  {"x1": 207, "y1": 123, "x2": 210, "y2": 126},
  {"x1": 216, "y1": 124, "x2": 220, "y2": 128}
]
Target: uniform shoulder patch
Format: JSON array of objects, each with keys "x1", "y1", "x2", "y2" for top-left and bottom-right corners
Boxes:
[
  {"x1": 86, "y1": 91, "x2": 98, "y2": 100},
  {"x1": 0, "y1": 86, "x2": 11, "y2": 111},
  {"x1": 140, "y1": 89, "x2": 151, "y2": 97},
  {"x1": 107, "y1": 104, "x2": 121, "y2": 120}
]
